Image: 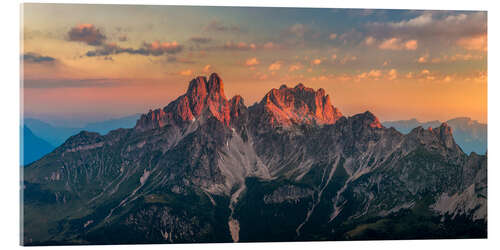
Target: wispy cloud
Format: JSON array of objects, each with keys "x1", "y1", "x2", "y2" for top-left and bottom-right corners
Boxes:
[
  {"x1": 190, "y1": 36, "x2": 212, "y2": 44},
  {"x1": 221, "y1": 41, "x2": 256, "y2": 50},
  {"x1": 23, "y1": 78, "x2": 126, "y2": 88},
  {"x1": 22, "y1": 52, "x2": 56, "y2": 64},
  {"x1": 378, "y1": 38, "x2": 418, "y2": 50},
  {"x1": 288, "y1": 23, "x2": 306, "y2": 38},
  {"x1": 205, "y1": 20, "x2": 242, "y2": 32},
  {"x1": 457, "y1": 34, "x2": 487, "y2": 51},
  {"x1": 366, "y1": 12, "x2": 486, "y2": 46},
  {"x1": 179, "y1": 69, "x2": 193, "y2": 76},
  {"x1": 86, "y1": 41, "x2": 183, "y2": 57}
]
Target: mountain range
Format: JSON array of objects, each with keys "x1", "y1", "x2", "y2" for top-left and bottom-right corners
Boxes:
[
  {"x1": 21, "y1": 114, "x2": 141, "y2": 165},
  {"x1": 21, "y1": 126, "x2": 55, "y2": 165},
  {"x1": 23, "y1": 114, "x2": 141, "y2": 147},
  {"x1": 22, "y1": 73, "x2": 487, "y2": 245},
  {"x1": 383, "y1": 118, "x2": 486, "y2": 154}
]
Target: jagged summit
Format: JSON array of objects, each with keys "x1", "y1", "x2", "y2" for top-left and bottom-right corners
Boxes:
[
  {"x1": 254, "y1": 83, "x2": 343, "y2": 127},
  {"x1": 351, "y1": 111, "x2": 383, "y2": 129},
  {"x1": 436, "y1": 122, "x2": 455, "y2": 148},
  {"x1": 135, "y1": 74, "x2": 345, "y2": 131},
  {"x1": 407, "y1": 122, "x2": 458, "y2": 151},
  {"x1": 135, "y1": 73, "x2": 232, "y2": 130}
]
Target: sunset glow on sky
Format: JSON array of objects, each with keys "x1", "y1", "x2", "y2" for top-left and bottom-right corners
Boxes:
[{"x1": 21, "y1": 4, "x2": 487, "y2": 125}]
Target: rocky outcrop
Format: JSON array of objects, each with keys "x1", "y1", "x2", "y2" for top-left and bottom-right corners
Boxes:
[
  {"x1": 383, "y1": 117, "x2": 487, "y2": 154},
  {"x1": 250, "y1": 83, "x2": 343, "y2": 128},
  {"x1": 135, "y1": 73, "x2": 233, "y2": 131}
]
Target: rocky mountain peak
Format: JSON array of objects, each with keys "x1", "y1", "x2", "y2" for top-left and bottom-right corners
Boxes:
[
  {"x1": 256, "y1": 83, "x2": 343, "y2": 127},
  {"x1": 436, "y1": 122, "x2": 455, "y2": 148},
  {"x1": 135, "y1": 73, "x2": 232, "y2": 131},
  {"x1": 207, "y1": 73, "x2": 225, "y2": 98},
  {"x1": 406, "y1": 122, "x2": 458, "y2": 151},
  {"x1": 353, "y1": 111, "x2": 383, "y2": 129}
]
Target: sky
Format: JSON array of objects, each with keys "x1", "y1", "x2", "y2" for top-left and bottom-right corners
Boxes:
[{"x1": 21, "y1": 4, "x2": 487, "y2": 126}]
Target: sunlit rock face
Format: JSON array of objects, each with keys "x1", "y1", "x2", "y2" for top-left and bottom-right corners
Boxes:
[
  {"x1": 251, "y1": 83, "x2": 343, "y2": 128},
  {"x1": 135, "y1": 73, "x2": 233, "y2": 131}
]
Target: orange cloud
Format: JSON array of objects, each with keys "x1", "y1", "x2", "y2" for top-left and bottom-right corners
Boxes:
[
  {"x1": 417, "y1": 54, "x2": 429, "y2": 63},
  {"x1": 421, "y1": 69, "x2": 430, "y2": 75},
  {"x1": 357, "y1": 72, "x2": 368, "y2": 79},
  {"x1": 329, "y1": 33, "x2": 338, "y2": 40},
  {"x1": 146, "y1": 41, "x2": 182, "y2": 54},
  {"x1": 429, "y1": 53, "x2": 483, "y2": 63},
  {"x1": 268, "y1": 61, "x2": 282, "y2": 71},
  {"x1": 404, "y1": 40, "x2": 418, "y2": 50},
  {"x1": 202, "y1": 65, "x2": 212, "y2": 73},
  {"x1": 457, "y1": 34, "x2": 487, "y2": 51},
  {"x1": 387, "y1": 69, "x2": 398, "y2": 80},
  {"x1": 179, "y1": 69, "x2": 193, "y2": 76},
  {"x1": 312, "y1": 59, "x2": 322, "y2": 65},
  {"x1": 245, "y1": 57, "x2": 259, "y2": 66},
  {"x1": 288, "y1": 63, "x2": 302, "y2": 72},
  {"x1": 378, "y1": 38, "x2": 418, "y2": 50},
  {"x1": 368, "y1": 69, "x2": 382, "y2": 78}
]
